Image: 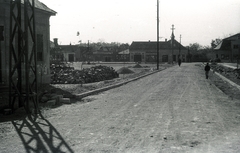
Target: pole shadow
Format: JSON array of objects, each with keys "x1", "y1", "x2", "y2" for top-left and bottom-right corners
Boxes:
[{"x1": 11, "y1": 113, "x2": 74, "y2": 153}]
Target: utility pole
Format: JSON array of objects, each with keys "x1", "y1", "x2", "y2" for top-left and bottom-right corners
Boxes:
[
  {"x1": 238, "y1": 46, "x2": 240, "y2": 69},
  {"x1": 179, "y1": 34, "x2": 181, "y2": 60},
  {"x1": 156, "y1": 0, "x2": 159, "y2": 70},
  {"x1": 0, "y1": 25, "x2": 3, "y2": 83},
  {"x1": 171, "y1": 24, "x2": 175, "y2": 64},
  {"x1": 88, "y1": 40, "x2": 90, "y2": 61}
]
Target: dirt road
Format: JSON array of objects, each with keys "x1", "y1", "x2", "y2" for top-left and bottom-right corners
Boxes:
[{"x1": 1, "y1": 63, "x2": 240, "y2": 152}]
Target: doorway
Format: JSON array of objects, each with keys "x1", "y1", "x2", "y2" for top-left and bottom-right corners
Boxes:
[{"x1": 134, "y1": 55, "x2": 142, "y2": 62}]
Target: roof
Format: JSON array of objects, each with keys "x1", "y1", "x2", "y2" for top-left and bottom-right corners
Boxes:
[
  {"x1": 118, "y1": 49, "x2": 129, "y2": 54},
  {"x1": 93, "y1": 51, "x2": 113, "y2": 55},
  {"x1": 56, "y1": 45, "x2": 79, "y2": 53},
  {"x1": 214, "y1": 33, "x2": 240, "y2": 50},
  {"x1": 21, "y1": 0, "x2": 56, "y2": 15},
  {"x1": 214, "y1": 39, "x2": 232, "y2": 50},
  {"x1": 223, "y1": 33, "x2": 240, "y2": 41},
  {"x1": 129, "y1": 40, "x2": 186, "y2": 51}
]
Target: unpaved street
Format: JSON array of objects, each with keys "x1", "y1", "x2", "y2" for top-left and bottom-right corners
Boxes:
[{"x1": 1, "y1": 63, "x2": 240, "y2": 152}]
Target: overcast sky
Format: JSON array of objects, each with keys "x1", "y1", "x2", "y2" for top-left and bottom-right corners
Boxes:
[{"x1": 40, "y1": 0, "x2": 240, "y2": 46}]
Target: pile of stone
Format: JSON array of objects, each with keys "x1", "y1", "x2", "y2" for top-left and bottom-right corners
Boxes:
[
  {"x1": 233, "y1": 69, "x2": 240, "y2": 79},
  {"x1": 40, "y1": 94, "x2": 71, "y2": 106},
  {"x1": 51, "y1": 65, "x2": 119, "y2": 84},
  {"x1": 132, "y1": 63, "x2": 143, "y2": 68},
  {"x1": 211, "y1": 64, "x2": 240, "y2": 79},
  {"x1": 38, "y1": 87, "x2": 74, "y2": 107}
]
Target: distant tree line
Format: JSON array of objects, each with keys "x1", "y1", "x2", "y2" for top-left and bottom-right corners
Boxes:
[{"x1": 187, "y1": 37, "x2": 223, "y2": 62}]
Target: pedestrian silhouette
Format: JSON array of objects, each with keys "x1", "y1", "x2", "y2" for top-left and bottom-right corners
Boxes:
[
  {"x1": 205, "y1": 63, "x2": 210, "y2": 79},
  {"x1": 178, "y1": 59, "x2": 182, "y2": 66}
]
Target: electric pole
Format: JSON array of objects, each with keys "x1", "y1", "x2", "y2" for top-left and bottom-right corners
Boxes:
[
  {"x1": 171, "y1": 24, "x2": 175, "y2": 64},
  {"x1": 157, "y1": 0, "x2": 159, "y2": 70},
  {"x1": 0, "y1": 26, "x2": 3, "y2": 83},
  {"x1": 179, "y1": 34, "x2": 181, "y2": 59}
]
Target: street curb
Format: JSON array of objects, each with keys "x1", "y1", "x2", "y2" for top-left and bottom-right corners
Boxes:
[
  {"x1": 75, "y1": 68, "x2": 165, "y2": 100},
  {"x1": 203, "y1": 63, "x2": 240, "y2": 91},
  {"x1": 214, "y1": 71, "x2": 240, "y2": 90}
]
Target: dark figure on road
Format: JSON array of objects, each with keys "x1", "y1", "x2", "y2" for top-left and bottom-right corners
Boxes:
[
  {"x1": 205, "y1": 63, "x2": 210, "y2": 79},
  {"x1": 178, "y1": 59, "x2": 182, "y2": 67}
]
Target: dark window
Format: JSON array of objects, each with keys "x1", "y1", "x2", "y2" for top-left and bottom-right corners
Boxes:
[
  {"x1": 68, "y1": 54, "x2": 74, "y2": 62},
  {"x1": 134, "y1": 54, "x2": 142, "y2": 62},
  {"x1": 233, "y1": 45, "x2": 238, "y2": 49},
  {"x1": 37, "y1": 34, "x2": 43, "y2": 61},
  {"x1": 131, "y1": 55, "x2": 133, "y2": 60},
  {"x1": 225, "y1": 55, "x2": 229, "y2": 60},
  {"x1": 173, "y1": 55, "x2": 176, "y2": 62},
  {"x1": 182, "y1": 54, "x2": 185, "y2": 62},
  {"x1": 162, "y1": 55, "x2": 168, "y2": 62},
  {"x1": 146, "y1": 55, "x2": 156, "y2": 62},
  {"x1": 0, "y1": 25, "x2": 4, "y2": 41},
  {"x1": 221, "y1": 54, "x2": 225, "y2": 59}
]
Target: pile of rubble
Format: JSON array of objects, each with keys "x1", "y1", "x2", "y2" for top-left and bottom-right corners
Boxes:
[
  {"x1": 233, "y1": 69, "x2": 240, "y2": 79},
  {"x1": 38, "y1": 85, "x2": 76, "y2": 107},
  {"x1": 211, "y1": 64, "x2": 240, "y2": 79},
  {"x1": 51, "y1": 64, "x2": 119, "y2": 84},
  {"x1": 40, "y1": 94, "x2": 71, "y2": 106}
]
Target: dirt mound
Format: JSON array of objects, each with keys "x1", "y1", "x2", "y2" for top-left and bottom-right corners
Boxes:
[
  {"x1": 117, "y1": 67, "x2": 134, "y2": 74},
  {"x1": 133, "y1": 63, "x2": 143, "y2": 68}
]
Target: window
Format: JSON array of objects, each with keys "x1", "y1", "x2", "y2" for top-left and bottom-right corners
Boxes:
[
  {"x1": 233, "y1": 55, "x2": 239, "y2": 60},
  {"x1": 226, "y1": 55, "x2": 229, "y2": 60},
  {"x1": 233, "y1": 45, "x2": 238, "y2": 49},
  {"x1": 173, "y1": 55, "x2": 176, "y2": 62},
  {"x1": 182, "y1": 54, "x2": 185, "y2": 62},
  {"x1": 146, "y1": 55, "x2": 156, "y2": 62},
  {"x1": 221, "y1": 54, "x2": 225, "y2": 59},
  {"x1": 37, "y1": 34, "x2": 43, "y2": 61},
  {"x1": 131, "y1": 54, "x2": 133, "y2": 60},
  {"x1": 0, "y1": 25, "x2": 4, "y2": 41},
  {"x1": 162, "y1": 55, "x2": 168, "y2": 62}
]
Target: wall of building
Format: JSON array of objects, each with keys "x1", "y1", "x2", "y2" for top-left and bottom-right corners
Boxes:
[
  {"x1": 63, "y1": 52, "x2": 76, "y2": 62},
  {"x1": 35, "y1": 11, "x2": 52, "y2": 84},
  {"x1": 0, "y1": 2, "x2": 10, "y2": 84},
  {"x1": 0, "y1": 1, "x2": 53, "y2": 84},
  {"x1": 130, "y1": 49, "x2": 188, "y2": 63},
  {"x1": 211, "y1": 39, "x2": 240, "y2": 62}
]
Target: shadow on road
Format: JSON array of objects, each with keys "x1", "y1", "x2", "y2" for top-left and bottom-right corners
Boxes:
[{"x1": 11, "y1": 113, "x2": 74, "y2": 153}]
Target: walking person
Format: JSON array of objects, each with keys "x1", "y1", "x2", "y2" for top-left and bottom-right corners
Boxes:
[
  {"x1": 178, "y1": 58, "x2": 182, "y2": 67},
  {"x1": 205, "y1": 63, "x2": 210, "y2": 79}
]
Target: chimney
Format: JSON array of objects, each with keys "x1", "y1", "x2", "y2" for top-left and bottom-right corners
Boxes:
[
  {"x1": 165, "y1": 39, "x2": 167, "y2": 42},
  {"x1": 53, "y1": 38, "x2": 58, "y2": 46}
]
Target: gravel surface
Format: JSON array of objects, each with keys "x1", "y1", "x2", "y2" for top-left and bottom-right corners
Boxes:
[{"x1": 0, "y1": 63, "x2": 240, "y2": 152}]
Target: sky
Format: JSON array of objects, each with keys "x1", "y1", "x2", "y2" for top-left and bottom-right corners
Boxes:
[{"x1": 40, "y1": 0, "x2": 240, "y2": 46}]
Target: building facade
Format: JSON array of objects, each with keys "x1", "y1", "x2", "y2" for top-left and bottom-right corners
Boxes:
[
  {"x1": 116, "y1": 49, "x2": 130, "y2": 62},
  {"x1": 0, "y1": 0, "x2": 56, "y2": 84},
  {"x1": 214, "y1": 33, "x2": 240, "y2": 62},
  {"x1": 129, "y1": 39, "x2": 188, "y2": 63}
]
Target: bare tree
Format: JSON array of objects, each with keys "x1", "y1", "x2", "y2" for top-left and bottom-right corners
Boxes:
[
  {"x1": 211, "y1": 38, "x2": 222, "y2": 49},
  {"x1": 189, "y1": 43, "x2": 203, "y2": 51}
]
